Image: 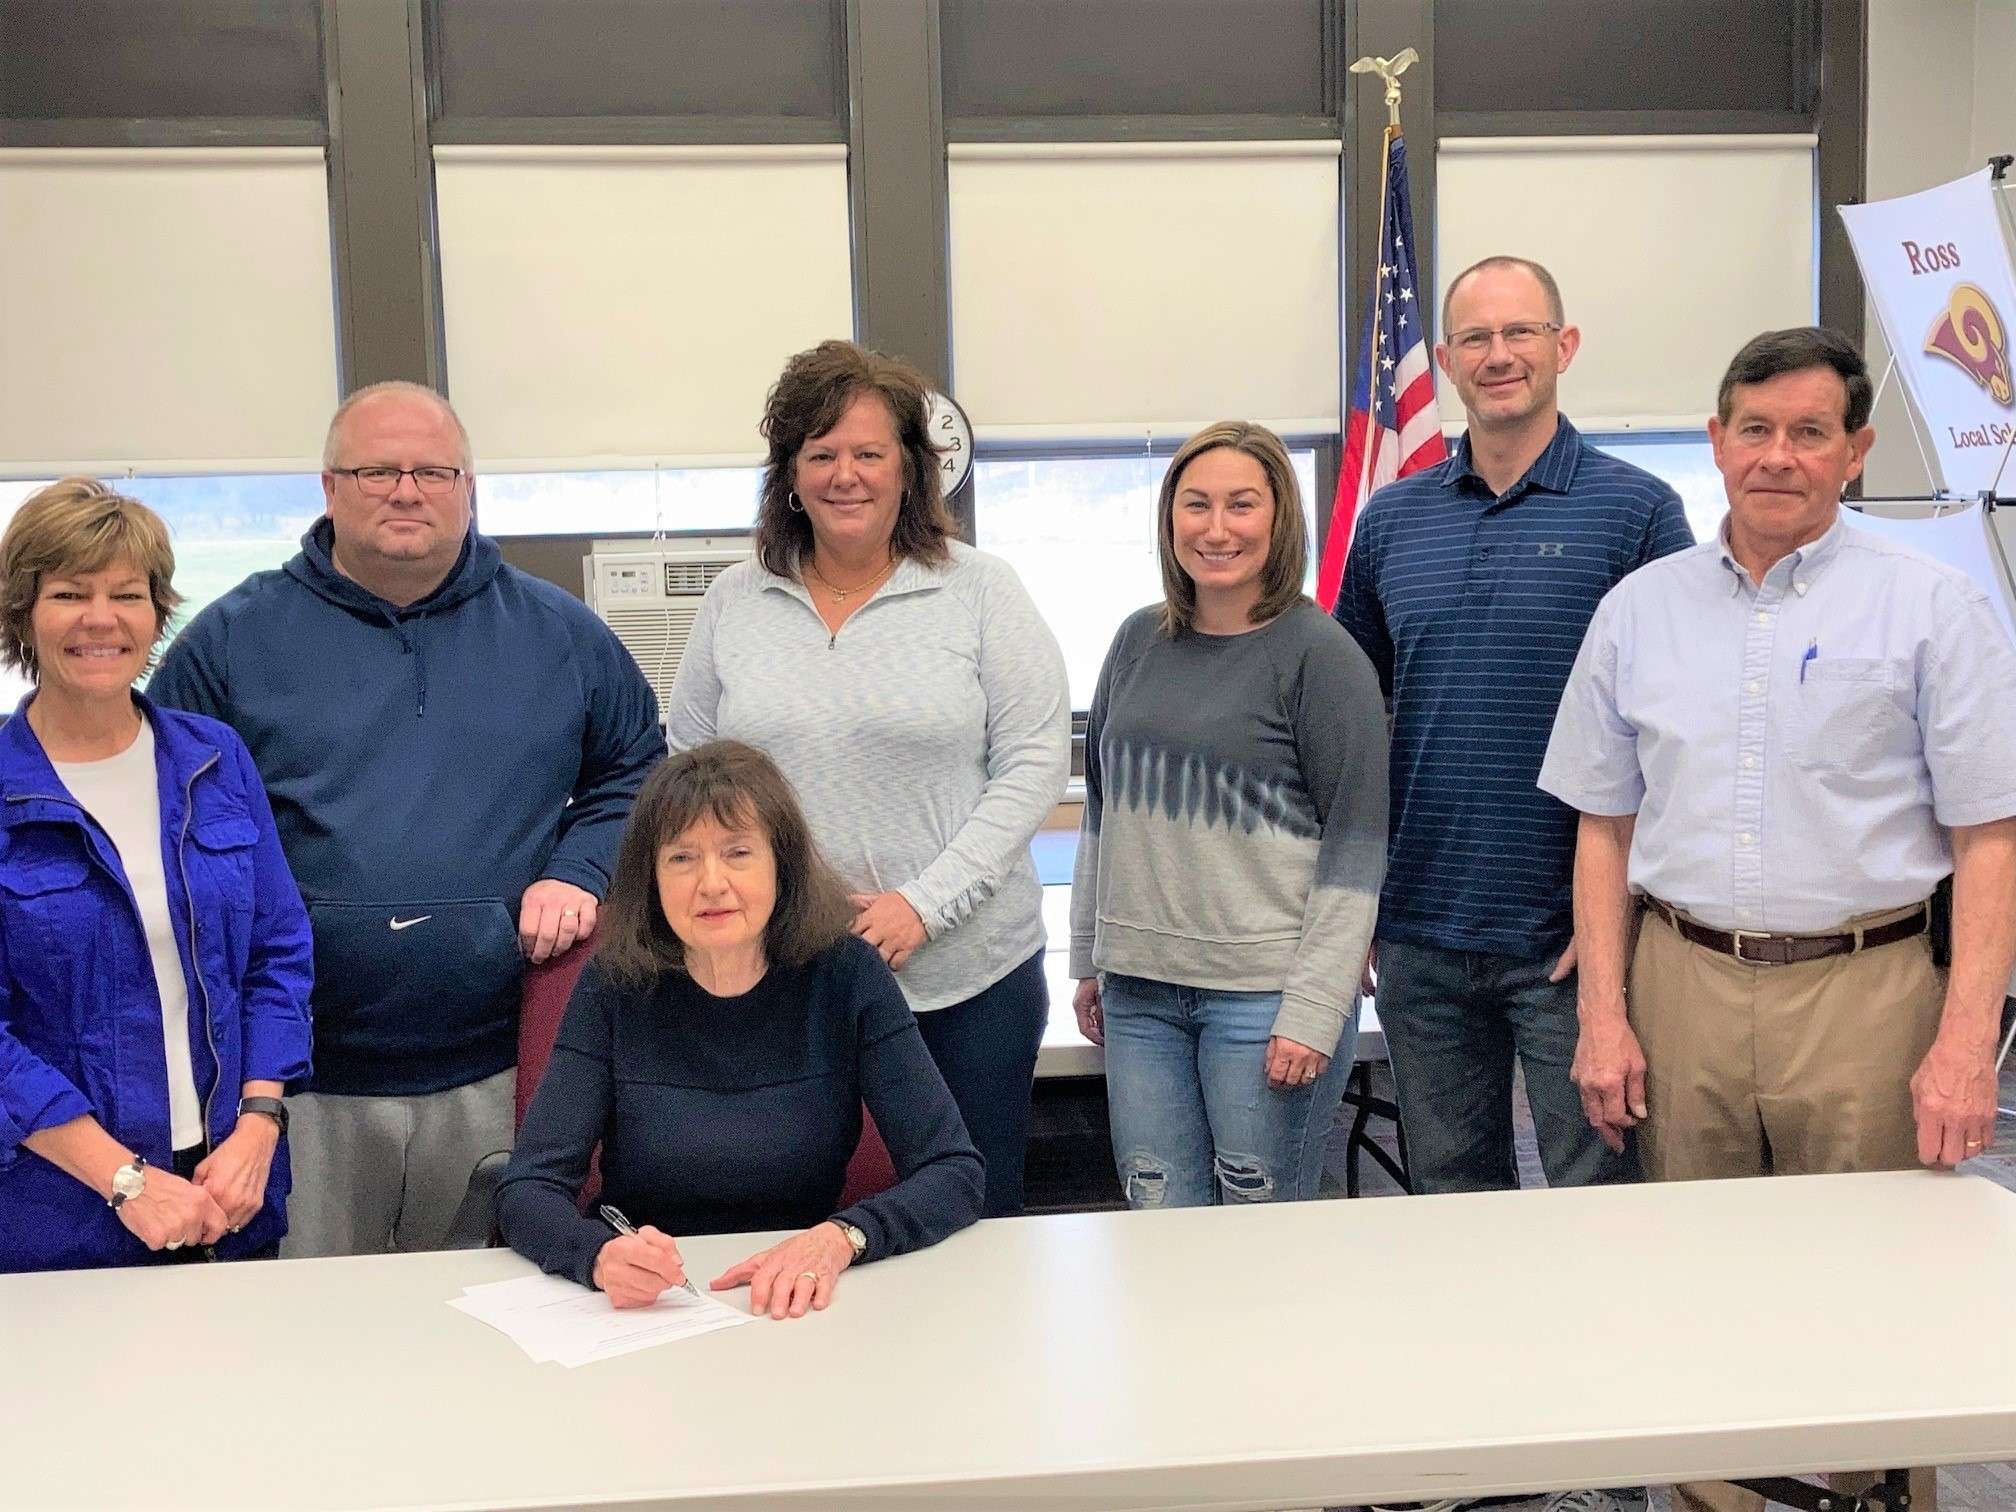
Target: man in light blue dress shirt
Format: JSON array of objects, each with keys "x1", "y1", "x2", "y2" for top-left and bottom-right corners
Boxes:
[{"x1": 1539, "y1": 327, "x2": 2016, "y2": 1512}]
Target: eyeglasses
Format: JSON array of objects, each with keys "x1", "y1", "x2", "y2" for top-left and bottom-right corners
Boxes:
[
  {"x1": 330, "y1": 465, "x2": 466, "y2": 496},
  {"x1": 1447, "y1": 322, "x2": 1563, "y2": 355}
]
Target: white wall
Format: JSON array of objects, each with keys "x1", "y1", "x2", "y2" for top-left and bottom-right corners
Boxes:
[
  {"x1": 1862, "y1": 0, "x2": 2016, "y2": 496},
  {"x1": 1971, "y1": 2, "x2": 2016, "y2": 173}
]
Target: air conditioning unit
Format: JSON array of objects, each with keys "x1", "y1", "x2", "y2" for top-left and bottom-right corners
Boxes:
[{"x1": 583, "y1": 535, "x2": 753, "y2": 714}]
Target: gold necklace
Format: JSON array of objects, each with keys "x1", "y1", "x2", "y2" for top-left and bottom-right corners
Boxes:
[{"x1": 806, "y1": 554, "x2": 894, "y2": 603}]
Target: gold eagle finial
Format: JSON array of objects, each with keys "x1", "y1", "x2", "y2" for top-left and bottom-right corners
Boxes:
[{"x1": 1348, "y1": 48, "x2": 1420, "y2": 128}]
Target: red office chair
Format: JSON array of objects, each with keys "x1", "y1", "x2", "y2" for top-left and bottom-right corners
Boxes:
[
  {"x1": 517, "y1": 941, "x2": 594, "y2": 1129},
  {"x1": 838, "y1": 1109, "x2": 898, "y2": 1207},
  {"x1": 444, "y1": 943, "x2": 596, "y2": 1248},
  {"x1": 514, "y1": 935, "x2": 899, "y2": 1208}
]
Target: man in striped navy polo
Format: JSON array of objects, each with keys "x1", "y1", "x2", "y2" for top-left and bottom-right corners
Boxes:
[{"x1": 1334, "y1": 255, "x2": 1694, "y2": 1199}]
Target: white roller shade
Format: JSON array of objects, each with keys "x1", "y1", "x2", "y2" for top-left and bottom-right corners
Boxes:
[
  {"x1": 948, "y1": 140, "x2": 1342, "y2": 443},
  {"x1": 1436, "y1": 136, "x2": 1817, "y2": 431},
  {"x1": 433, "y1": 144, "x2": 855, "y2": 471},
  {"x1": 0, "y1": 148, "x2": 338, "y2": 476}
]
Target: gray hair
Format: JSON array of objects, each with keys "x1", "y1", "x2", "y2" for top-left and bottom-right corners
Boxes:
[{"x1": 322, "y1": 381, "x2": 474, "y2": 472}]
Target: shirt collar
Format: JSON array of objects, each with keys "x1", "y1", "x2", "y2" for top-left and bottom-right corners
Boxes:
[
  {"x1": 1716, "y1": 509, "x2": 1847, "y2": 596},
  {"x1": 1444, "y1": 414, "x2": 1584, "y2": 502}
]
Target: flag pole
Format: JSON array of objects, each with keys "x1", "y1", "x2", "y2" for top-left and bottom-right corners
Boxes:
[
  {"x1": 1352, "y1": 126, "x2": 1395, "y2": 515},
  {"x1": 1344, "y1": 49, "x2": 1418, "y2": 538}
]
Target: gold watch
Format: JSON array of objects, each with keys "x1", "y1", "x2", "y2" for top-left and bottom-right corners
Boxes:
[{"x1": 833, "y1": 1219, "x2": 868, "y2": 1260}]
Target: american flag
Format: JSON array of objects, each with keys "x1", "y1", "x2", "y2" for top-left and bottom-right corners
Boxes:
[{"x1": 1315, "y1": 127, "x2": 1445, "y2": 610}]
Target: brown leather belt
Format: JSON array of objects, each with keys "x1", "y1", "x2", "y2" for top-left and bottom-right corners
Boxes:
[{"x1": 1643, "y1": 897, "x2": 1929, "y2": 966}]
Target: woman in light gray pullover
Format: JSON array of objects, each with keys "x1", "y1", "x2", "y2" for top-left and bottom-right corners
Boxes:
[
  {"x1": 665, "y1": 340, "x2": 1070, "y2": 1217},
  {"x1": 1071, "y1": 422, "x2": 1388, "y2": 1208}
]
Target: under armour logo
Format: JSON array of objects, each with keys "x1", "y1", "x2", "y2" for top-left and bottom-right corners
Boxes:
[{"x1": 1535, "y1": 543, "x2": 1567, "y2": 557}]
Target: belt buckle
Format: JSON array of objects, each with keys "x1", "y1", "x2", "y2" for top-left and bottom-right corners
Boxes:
[{"x1": 1730, "y1": 929, "x2": 1784, "y2": 965}]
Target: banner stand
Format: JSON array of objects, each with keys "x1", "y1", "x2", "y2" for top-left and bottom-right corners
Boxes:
[
  {"x1": 1992, "y1": 155, "x2": 2016, "y2": 495},
  {"x1": 1841, "y1": 161, "x2": 2016, "y2": 498},
  {"x1": 1871, "y1": 352, "x2": 1948, "y2": 489},
  {"x1": 1855, "y1": 492, "x2": 2016, "y2": 630}
]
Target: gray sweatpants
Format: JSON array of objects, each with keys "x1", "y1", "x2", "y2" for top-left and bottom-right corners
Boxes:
[{"x1": 280, "y1": 1068, "x2": 515, "y2": 1258}]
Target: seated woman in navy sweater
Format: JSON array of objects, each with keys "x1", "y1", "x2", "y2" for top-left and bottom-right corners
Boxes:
[{"x1": 497, "y1": 739, "x2": 983, "y2": 1318}]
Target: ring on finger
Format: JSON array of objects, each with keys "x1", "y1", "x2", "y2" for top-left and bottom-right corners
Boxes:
[
  {"x1": 797, "y1": 1270, "x2": 821, "y2": 1284},
  {"x1": 165, "y1": 1240, "x2": 183, "y2": 1250}
]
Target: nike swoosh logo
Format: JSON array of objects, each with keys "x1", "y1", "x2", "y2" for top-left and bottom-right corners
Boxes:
[{"x1": 389, "y1": 915, "x2": 433, "y2": 931}]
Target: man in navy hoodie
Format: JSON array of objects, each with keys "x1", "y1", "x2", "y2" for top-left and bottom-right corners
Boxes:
[{"x1": 151, "y1": 381, "x2": 665, "y2": 1256}]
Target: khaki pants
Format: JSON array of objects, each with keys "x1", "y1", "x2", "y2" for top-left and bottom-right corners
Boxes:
[{"x1": 1630, "y1": 900, "x2": 1942, "y2": 1512}]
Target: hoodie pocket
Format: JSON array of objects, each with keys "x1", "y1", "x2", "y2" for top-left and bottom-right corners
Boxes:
[{"x1": 306, "y1": 898, "x2": 522, "y2": 1066}]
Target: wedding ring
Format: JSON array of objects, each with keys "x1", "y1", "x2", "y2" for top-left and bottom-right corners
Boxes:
[
  {"x1": 562, "y1": 908, "x2": 578, "y2": 917},
  {"x1": 1966, "y1": 1139, "x2": 1984, "y2": 1149},
  {"x1": 165, "y1": 1240, "x2": 183, "y2": 1250},
  {"x1": 798, "y1": 1270, "x2": 821, "y2": 1284}
]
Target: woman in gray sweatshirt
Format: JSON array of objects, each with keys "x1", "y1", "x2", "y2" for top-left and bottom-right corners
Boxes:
[
  {"x1": 1070, "y1": 422, "x2": 1388, "y2": 1208},
  {"x1": 666, "y1": 341, "x2": 1070, "y2": 1218}
]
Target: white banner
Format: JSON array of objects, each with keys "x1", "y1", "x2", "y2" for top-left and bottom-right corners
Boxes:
[
  {"x1": 1847, "y1": 503, "x2": 2016, "y2": 645},
  {"x1": 1840, "y1": 169, "x2": 2016, "y2": 495}
]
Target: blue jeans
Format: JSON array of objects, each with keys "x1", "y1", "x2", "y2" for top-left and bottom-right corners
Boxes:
[
  {"x1": 1375, "y1": 940, "x2": 1639, "y2": 1193},
  {"x1": 1100, "y1": 973, "x2": 1355, "y2": 1208}
]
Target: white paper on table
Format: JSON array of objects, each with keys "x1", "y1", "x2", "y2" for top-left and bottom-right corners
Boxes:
[{"x1": 450, "y1": 1270, "x2": 753, "y2": 1367}]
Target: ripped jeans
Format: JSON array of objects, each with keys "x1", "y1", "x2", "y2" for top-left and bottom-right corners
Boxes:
[{"x1": 1099, "y1": 973, "x2": 1355, "y2": 1209}]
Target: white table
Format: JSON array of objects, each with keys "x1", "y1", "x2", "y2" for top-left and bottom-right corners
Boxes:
[{"x1": 6, "y1": 1172, "x2": 2014, "y2": 1511}]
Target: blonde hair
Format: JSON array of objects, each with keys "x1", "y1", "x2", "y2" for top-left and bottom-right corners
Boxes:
[
  {"x1": 0, "y1": 478, "x2": 182, "y2": 679},
  {"x1": 1155, "y1": 422, "x2": 1310, "y2": 634}
]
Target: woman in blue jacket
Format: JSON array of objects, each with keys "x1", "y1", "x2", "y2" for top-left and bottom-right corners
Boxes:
[{"x1": 0, "y1": 479, "x2": 313, "y2": 1272}]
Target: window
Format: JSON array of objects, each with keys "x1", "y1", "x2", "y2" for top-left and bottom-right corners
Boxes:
[
  {"x1": 974, "y1": 448, "x2": 1319, "y2": 710},
  {"x1": 428, "y1": 0, "x2": 844, "y2": 133},
  {"x1": 0, "y1": 0, "x2": 325, "y2": 128},
  {"x1": 431, "y1": 144, "x2": 853, "y2": 474},
  {"x1": 1590, "y1": 432, "x2": 1727, "y2": 544},
  {"x1": 0, "y1": 147, "x2": 338, "y2": 477},
  {"x1": 1436, "y1": 0, "x2": 1814, "y2": 121},
  {"x1": 477, "y1": 468, "x2": 764, "y2": 538},
  {"x1": 941, "y1": 0, "x2": 1331, "y2": 125},
  {"x1": 1436, "y1": 136, "x2": 1817, "y2": 432},
  {"x1": 0, "y1": 474, "x2": 322, "y2": 710},
  {"x1": 948, "y1": 141, "x2": 1342, "y2": 445}
]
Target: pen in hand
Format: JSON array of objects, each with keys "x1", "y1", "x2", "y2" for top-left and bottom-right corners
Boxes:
[{"x1": 599, "y1": 1202, "x2": 701, "y2": 1298}]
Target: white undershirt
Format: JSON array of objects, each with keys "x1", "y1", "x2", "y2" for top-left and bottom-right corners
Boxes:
[{"x1": 53, "y1": 720, "x2": 203, "y2": 1150}]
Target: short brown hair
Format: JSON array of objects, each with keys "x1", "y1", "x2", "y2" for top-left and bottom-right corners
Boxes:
[
  {"x1": 1155, "y1": 422, "x2": 1310, "y2": 634},
  {"x1": 595, "y1": 740, "x2": 856, "y2": 985},
  {"x1": 752, "y1": 340, "x2": 956, "y2": 579},
  {"x1": 0, "y1": 477, "x2": 182, "y2": 679}
]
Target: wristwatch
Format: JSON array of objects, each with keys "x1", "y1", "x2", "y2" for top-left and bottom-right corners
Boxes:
[
  {"x1": 238, "y1": 1096, "x2": 288, "y2": 1136},
  {"x1": 109, "y1": 1156, "x2": 148, "y2": 1210},
  {"x1": 833, "y1": 1219, "x2": 869, "y2": 1261}
]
